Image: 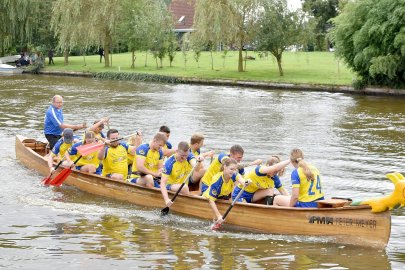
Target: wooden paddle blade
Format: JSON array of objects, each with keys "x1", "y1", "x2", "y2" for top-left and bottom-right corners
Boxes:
[
  {"x1": 161, "y1": 207, "x2": 170, "y2": 216},
  {"x1": 49, "y1": 168, "x2": 72, "y2": 186},
  {"x1": 77, "y1": 142, "x2": 104, "y2": 156}
]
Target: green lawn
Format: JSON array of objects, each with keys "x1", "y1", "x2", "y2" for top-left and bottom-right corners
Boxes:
[{"x1": 44, "y1": 51, "x2": 355, "y2": 86}]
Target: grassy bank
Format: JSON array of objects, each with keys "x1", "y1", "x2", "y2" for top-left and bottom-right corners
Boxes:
[{"x1": 44, "y1": 51, "x2": 355, "y2": 86}]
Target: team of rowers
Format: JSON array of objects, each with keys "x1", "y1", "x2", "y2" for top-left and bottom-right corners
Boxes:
[{"x1": 47, "y1": 118, "x2": 324, "y2": 225}]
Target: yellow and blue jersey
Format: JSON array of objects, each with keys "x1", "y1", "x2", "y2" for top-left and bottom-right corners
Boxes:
[
  {"x1": 131, "y1": 143, "x2": 164, "y2": 178},
  {"x1": 162, "y1": 152, "x2": 195, "y2": 185},
  {"x1": 190, "y1": 148, "x2": 200, "y2": 157},
  {"x1": 201, "y1": 152, "x2": 245, "y2": 186},
  {"x1": 101, "y1": 143, "x2": 130, "y2": 179},
  {"x1": 203, "y1": 172, "x2": 238, "y2": 201},
  {"x1": 50, "y1": 136, "x2": 79, "y2": 157},
  {"x1": 164, "y1": 141, "x2": 173, "y2": 151},
  {"x1": 69, "y1": 141, "x2": 100, "y2": 167},
  {"x1": 291, "y1": 164, "x2": 324, "y2": 203},
  {"x1": 239, "y1": 165, "x2": 283, "y2": 193}
]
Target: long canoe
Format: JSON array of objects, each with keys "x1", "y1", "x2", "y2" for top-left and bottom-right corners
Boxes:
[{"x1": 15, "y1": 135, "x2": 391, "y2": 249}]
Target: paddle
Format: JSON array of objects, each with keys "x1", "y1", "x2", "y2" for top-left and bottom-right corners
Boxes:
[
  {"x1": 76, "y1": 132, "x2": 138, "y2": 156},
  {"x1": 161, "y1": 160, "x2": 200, "y2": 216},
  {"x1": 49, "y1": 156, "x2": 82, "y2": 187},
  {"x1": 49, "y1": 133, "x2": 136, "y2": 187},
  {"x1": 211, "y1": 181, "x2": 248, "y2": 231},
  {"x1": 42, "y1": 158, "x2": 65, "y2": 185}
]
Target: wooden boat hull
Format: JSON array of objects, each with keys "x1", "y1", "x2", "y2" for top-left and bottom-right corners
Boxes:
[{"x1": 15, "y1": 135, "x2": 391, "y2": 248}]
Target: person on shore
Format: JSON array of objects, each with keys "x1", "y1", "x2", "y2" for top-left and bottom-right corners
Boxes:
[
  {"x1": 47, "y1": 128, "x2": 79, "y2": 173},
  {"x1": 232, "y1": 155, "x2": 290, "y2": 205},
  {"x1": 44, "y1": 95, "x2": 86, "y2": 149},
  {"x1": 273, "y1": 149, "x2": 324, "y2": 207},
  {"x1": 98, "y1": 47, "x2": 104, "y2": 63},
  {"x1": 97, "y1": 129, "x2": 137, "y2": 180},
  {"x1": 48, "y1": 49, "x2": 54, "y2": 65},
  {"x1": 67, "y1": 131, "x2": 100, "y2": 174},
  {"x1": 200, "y1": 144, "x2": 261, "y2": 194},
  {"x1": 159, "y1": 125, "x2": 176, "y2": 157},
  {"x1": 160, "y1": 141, "x2": 204, "y2": 207},
  {"x1": 203, "y1": 158, "x2": 250, "y2": 225},
  {"x1": 188, "y1": 132, "x2": 215, "y2": 184},
  {"x1": 128, "y1": 132, "x2": 167, "y2": 188}
]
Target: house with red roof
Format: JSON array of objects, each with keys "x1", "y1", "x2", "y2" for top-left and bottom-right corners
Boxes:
[{"x1": 168, "y1": 0, "x2": 196, "y2": 37}]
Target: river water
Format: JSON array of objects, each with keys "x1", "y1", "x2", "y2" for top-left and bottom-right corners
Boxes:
[{"x1": 0, "y1": 74, "x2": 404, "y2": 269}]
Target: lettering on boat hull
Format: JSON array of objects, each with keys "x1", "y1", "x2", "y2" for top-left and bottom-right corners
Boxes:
[{"x1": 308, "y1": 216, "x2": 377, "y2": 229}]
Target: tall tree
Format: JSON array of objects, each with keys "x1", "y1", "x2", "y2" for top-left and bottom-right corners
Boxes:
[
  {"x1": 118, "y1": 0, "x2": 159, "y2": 68},
  {"x1": 51, "y1": 0, "x2": 122, "y2": 67},
  {"x1": 192, "y1": 0, "x2": 260, "y2": 72},
  {"x1": 0, "y1": 0, "x2": 33, "y2": 56},
  {"x1": 256, "y1": 0, "x2": 304, "y2": 76},
  {"x1": 192, "y1": 0, "x2": 233, "y2": 70},
  {"x1": 302, "y1": 0, "x2": 340, "y2": 51},
  {"x1": 330, "y1": 0, "x2": 405, "y2": 88},
  {"x1": 229, "y1": 0, "x2": 261, "y2": 72}
]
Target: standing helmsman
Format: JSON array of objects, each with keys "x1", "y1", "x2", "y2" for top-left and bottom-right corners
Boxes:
[{"x1": 44, "y1": 95, "x2": 86, "y2": 149}]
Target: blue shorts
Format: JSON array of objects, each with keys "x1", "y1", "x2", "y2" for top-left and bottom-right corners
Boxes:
[
  {"x1": 75, "y1": 165, "x2": 82, "y2": 171},
  {"x1": 129, "y1": 178, "x2": 160, "y2": 188},
  {"x1": 295, "y1": 197, "x2": 324, "y2": 208},
  {"x1": 95, "y1": 164, "x2": 102, "y2": 175},
  {"x1": 232, "y1": 186, "x2": 254, "y2": 203}
]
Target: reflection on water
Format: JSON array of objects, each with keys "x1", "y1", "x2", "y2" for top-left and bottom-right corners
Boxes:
[{"x1": 0, "y1": 74, "x2": 404, "y2": 269}]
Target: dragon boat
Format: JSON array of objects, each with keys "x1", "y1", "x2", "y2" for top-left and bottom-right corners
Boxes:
[{"x1": 16, "y1": 135, "x2": 404, "y2": 249}]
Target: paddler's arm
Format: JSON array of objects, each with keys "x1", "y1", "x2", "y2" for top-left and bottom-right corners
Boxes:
[
  {"x1": 97, "y1": 144, "x2": 108, "y2": 160},
  {"x1": 136, "y1": 156, "x2": 161, "y2": 178},
  {"x1": 160, "y1": 175, "x2": 172, "y2": 207},
  {"x1": 208, "y1": 199, "x2": 223, "y2": 223},
  {"x1": 61, "y1": 122, "x2": 86, "y2": 131},
  {"x1": 289, "y1": 187, "x2": 299, "y2": 207},
  {"x1": 47, "y1": 153, "x2": 56, "y2": 173},
  {"x1": 237, "y1": 159, "x2": 263, "y2": 170},
  {"x1": 278, "y1": 187, "x2": 289, "y2": 196}
]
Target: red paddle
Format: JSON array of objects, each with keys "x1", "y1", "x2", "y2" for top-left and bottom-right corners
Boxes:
[
  {"x1": 76, "y1": 132, "x2": 138, "y2": 156},
  {"x1": 42, "y1": 158, "x2": 65, "y2": 185},
  {"x1": 49, "y1": 156, "x2": 82, "y2": 186}
]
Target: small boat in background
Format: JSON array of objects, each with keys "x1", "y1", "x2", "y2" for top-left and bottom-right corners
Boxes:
[{"x1": 0, "y1": 63, "x2": 24, "y2": 74}]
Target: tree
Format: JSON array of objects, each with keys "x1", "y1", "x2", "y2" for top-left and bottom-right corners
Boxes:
[
  {"x1": 229, "y1": 0, "x2": 261, "y2": 72},
  {"x1": 52, "y1": 0, "x2": 122, "y2": 67},
  {"x1": 256, "y1": 0, "x2": 304, "y2": 76},
  {"x1": 118, "y1": 0, "x2": 157, "y2": 68},
  {"x1": 51, "y1": 0, "x2": 91, "y2": 65},
  {"x1": 192, "y1": 0, "x2": 231, "y2": 70},
  {"x1": 302, "y1": 0, "x2": 340, "y2": 51},
  {"x1": 147, "y1": 0, "x2": 174, "y2": 69},
  {"x1": 330, "y1": 0, "x2": 405, "y2": 88},
  {"x1": 192, "y1": 0, "x2": 260, "y2": 72},
  {"x1": 0, "y1": 0, "x2": 34, "y2": 56}
]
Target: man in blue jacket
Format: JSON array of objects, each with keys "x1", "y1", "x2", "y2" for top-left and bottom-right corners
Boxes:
[{"x1": 44, "y1": 95, "x2": 86, "y2": 149}]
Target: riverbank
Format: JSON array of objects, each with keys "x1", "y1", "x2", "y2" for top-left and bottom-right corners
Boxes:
[
  {"x1": 36, "y1": 51, "x2": 404, "y2": 96},
  {"x1": 37, "y1": 69, "x2": 405, "y2": 96}
]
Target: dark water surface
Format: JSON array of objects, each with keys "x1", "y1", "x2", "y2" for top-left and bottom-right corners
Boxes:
[{"x1": 0, "y1": 74, "x2": 404, "y2": 269}]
